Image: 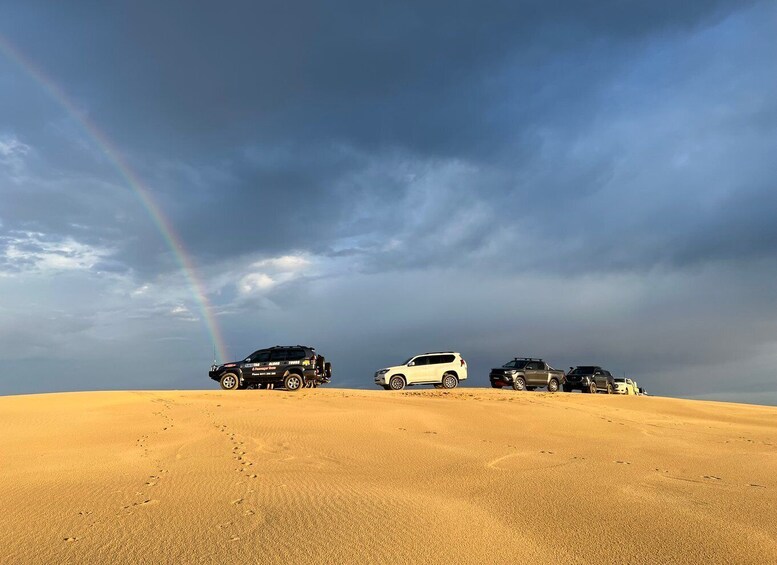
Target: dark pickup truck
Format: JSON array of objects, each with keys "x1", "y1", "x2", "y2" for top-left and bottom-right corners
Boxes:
[{"x1": 489, "y1": 357, "x2": 565, "y2": 392}]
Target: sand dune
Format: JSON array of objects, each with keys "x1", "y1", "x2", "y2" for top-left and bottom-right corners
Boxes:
[{"x1": 1, "y1": 389, "x2": 776, "y2": 564}]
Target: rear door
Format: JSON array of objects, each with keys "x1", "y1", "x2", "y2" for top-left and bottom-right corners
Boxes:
[
  {"x1": 429, "y1": 354, "x2": 455, "y2": 382},
  {"x1": 268, "y1": 348, "x2": 289, "y2": 380},
  {"x1": 524, "y1": 361, "x2": 543, "y2": 385}
]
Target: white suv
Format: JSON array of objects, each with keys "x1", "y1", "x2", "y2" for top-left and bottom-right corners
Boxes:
[{"x1": 374, "y1": 352, "x2": 468, "y2": 390}]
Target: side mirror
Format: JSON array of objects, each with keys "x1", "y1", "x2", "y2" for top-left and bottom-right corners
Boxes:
[{"x1": 408, "y1": 361, "x2": 415, "y2": 367}]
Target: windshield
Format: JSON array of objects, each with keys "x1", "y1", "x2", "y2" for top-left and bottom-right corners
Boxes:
[
  {"x1": 502, "y1": 359, "x2": 528, "y2": 369},
  {"x1": 570, "y1": 366, "x2": 598, "y2": 375}
]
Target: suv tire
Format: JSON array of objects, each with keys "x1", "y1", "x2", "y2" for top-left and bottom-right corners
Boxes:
[
  {"x1": 389, "y1": 376, "x2": 406, "y2": 390},
  {"x1": 220, "y1": 373, "x2": 239, "y2": 391},
  {"x1": 512, "y1": 376, "x2": 526, "y2": 391},
  {"x1": 441, "y1": 373, "x2": 458, "y2": 389},
  {"x1": 284, "y1": 373, "x2": 303, "y2": 392},
  {"x1": 324, "y1": 362, "x2": 332, "y2": 379},
  {"x1": 562, "y1": 384, "x2": 572, "y2": 393},
  {"x1": 548, "y1": 378, "x2": 559, "y2": 393},
  {"x1": 606, "y1": 383, "x2": 613, "y2": 394},
  {"x1": 588, "y1": 382, "x2": 597, "y2": 394}
]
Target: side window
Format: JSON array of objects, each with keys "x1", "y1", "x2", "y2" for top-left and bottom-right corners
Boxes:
[
  {"x1": 251, "y1": 350, "x2": 270, "y2": 363},
  {"x1": 269, "y1": 349, "x2": 287, "y2": 362},
  {"x1": 286, "y1": 348, "x2": 306, "y2": 360},
  {"x1": 413, "y1": 356, "x2": 429, "y2": 366},
  {"x1": 440, "y1": 354, "x2": 455, "y2": 364},
  {"x1": 526, "y1": 362, "x2": 539, "y2": 370}
]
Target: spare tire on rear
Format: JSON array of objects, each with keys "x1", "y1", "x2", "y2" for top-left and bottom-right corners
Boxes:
[{"x1": 324, "y1": 362, "x2": 332, "y2": 379}]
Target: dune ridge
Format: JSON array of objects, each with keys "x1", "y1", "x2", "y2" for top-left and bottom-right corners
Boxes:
[{"x1": 1, "y1": 389, "x2": 776, "y2": 564}]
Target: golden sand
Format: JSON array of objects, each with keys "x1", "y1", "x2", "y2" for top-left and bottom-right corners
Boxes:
[{"x1": 1, "y1": 389, "x2": 775, "y2": 563}]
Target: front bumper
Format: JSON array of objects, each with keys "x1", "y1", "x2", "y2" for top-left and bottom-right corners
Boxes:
[
  {"x1": 564, "y1": 377, "x2": 592, "y2": 390},
  {"x1": 489, "y1": 372, "x2": 515, "y2": 385},
  {"x1": 374, "y1": 372, "x2": 389, "y2": 386}
]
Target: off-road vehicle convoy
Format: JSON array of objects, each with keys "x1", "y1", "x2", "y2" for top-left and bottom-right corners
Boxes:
[
  {"x1": 489, "y1": 358, "x2": 565, "y2": 392},
  {"x1": 374, "y1": 352, "x2": 468, "y2": 390},
  {"x1": 563, "y1": 366, "x2": 616, "y2": 394},
  {"x1": 209, "y1": 345, "x2": 331, "y2": 391}
]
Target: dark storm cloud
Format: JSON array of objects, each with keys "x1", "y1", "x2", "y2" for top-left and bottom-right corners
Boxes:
[{"x1": 1, "y1": 0, "x2": 771, "y2": 278}]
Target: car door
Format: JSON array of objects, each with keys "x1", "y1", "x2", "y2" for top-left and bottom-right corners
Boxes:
[
  {"x1": 524, "y1": 361, "x2": 542, "y2": 386},
  {"x1": 268, "y1": 348, "x2": 289, "y2": 380},
  {"x1": 248, "y1": 349, "x2": 271, "y2": 382},
  {"x1": 406, "y1": 355, "x2": 431, "y2": 384},
  {"x1": 593, "y1": 368, "x2": 605, "y2": 390}
]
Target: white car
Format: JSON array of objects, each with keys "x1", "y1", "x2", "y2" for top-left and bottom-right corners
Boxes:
[
  {"x1": 374, "y1": 352, "x2": 468, "y2": 390},
  {"x1": 613, "y1": 377, "x2": 638, "y2": 395}
]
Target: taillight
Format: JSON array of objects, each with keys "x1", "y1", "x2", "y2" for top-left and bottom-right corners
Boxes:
[{"x1": 460, "y1": 358, "x2": 466, "y2": 366}]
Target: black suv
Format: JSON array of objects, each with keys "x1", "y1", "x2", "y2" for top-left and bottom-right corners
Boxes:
[
  {"x1": 209, "y1": 345, "x2": 331, "y2": 391},
  {"x1": 563, "y1": 366, "x2": 615, "y2": 394}
]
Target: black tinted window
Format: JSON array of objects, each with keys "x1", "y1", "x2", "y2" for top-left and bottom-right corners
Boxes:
[
  {"x1": 526, "y1": 362, "x2": 540, "y2": 370},
  {"x1": 429, "y1": 354, "x2": 455, "y2": 364},
  {"x1": 286, "y1": 348, "x2": 306, "y2": 360},
  {"x1": 250, "y1": 350, "x2": 270, "y2": 363},
  {"x1": 269, "y1": 349, "x2": 287, "y2": 361},
  {"x1": 571, "y1": 366, "x2": 598, "y2": 375},
  {"x1": 412, "y1": 356, "x2": 429, "y2": 366}
]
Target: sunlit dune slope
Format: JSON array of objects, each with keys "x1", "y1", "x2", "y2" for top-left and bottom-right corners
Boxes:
[{"x1": 1, "y1": 389, "x2": 776, "y2": 564}]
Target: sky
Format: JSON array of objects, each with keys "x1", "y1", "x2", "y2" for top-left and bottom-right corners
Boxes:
[{"x1": 1, "y1": 1, "x2": 776, "y2": 403}]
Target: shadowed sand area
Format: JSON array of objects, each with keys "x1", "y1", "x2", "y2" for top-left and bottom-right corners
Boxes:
[{"x1": 1, "y1": 389, "x2": 776, "y2": 563}]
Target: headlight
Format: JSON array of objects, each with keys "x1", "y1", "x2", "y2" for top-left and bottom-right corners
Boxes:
[{"x1": 377, "y1": 369, "x2": 389, "y2": 375}]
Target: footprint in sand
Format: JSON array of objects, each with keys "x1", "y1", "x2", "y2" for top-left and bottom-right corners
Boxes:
[
  {"x1": 231, "y1": 498, "x2": 244, "y2": 505},
  {"x1": 64, "y1": 537, "x2": 78, "y2": 542},
  {"x1": 703, "y1": 475, "x2": 722, "y2": 481},
  {"x1": 748, "y1": 484, "x2": 766, "y2": 488},
  {"x1": 614, "y1": 460, "x2": 631, "y2": 465}
]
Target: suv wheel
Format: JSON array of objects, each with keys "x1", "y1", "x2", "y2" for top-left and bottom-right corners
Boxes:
[
  {"x1": 512, "y1": 376, "x2": 526, "y2": 391},
  {"x1": 547, "y1": 379, "x2": 559, "y2": 393},
  {"x1": 220, "y1": 373, "x2": 239, "y2": 391},
  {"x1": 389, "y1": 376, "x2": 406, "y2": 390},
  {"x1": 606, "y1": 383, "x2": 613, "y2": 394},
  {"x1": 589, "y1": 382, "x2": 597, "y2": 394},
  {"x1": 441, "y1": 373, "x2": 458, "y2": 389},
  {"x1": 284, "y1": 373, "x2": 303, "y2": 392}
]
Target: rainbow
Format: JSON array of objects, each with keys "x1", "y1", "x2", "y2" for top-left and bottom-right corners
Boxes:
[{"x1": 0, "y1": 34, "x2": 228, "y2": 363}]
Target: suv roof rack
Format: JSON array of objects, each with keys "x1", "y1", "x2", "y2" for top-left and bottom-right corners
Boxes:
[
  {"x1": 514, "y1": 357, "x2": 543, "y2": 362},
  {"x1": 422, "y1": 351, "x2": 456, "y2": 355}
]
